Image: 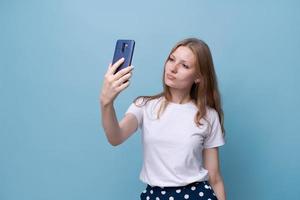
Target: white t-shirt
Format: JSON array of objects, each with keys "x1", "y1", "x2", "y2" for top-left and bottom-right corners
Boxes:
[{"x1": 125, "y1": 97, "x2": 225, "y2": 187}]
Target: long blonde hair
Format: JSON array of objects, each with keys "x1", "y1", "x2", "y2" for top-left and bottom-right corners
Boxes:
[{"x1": 133, "y1": 38, "x2": 225, "y2": 134}]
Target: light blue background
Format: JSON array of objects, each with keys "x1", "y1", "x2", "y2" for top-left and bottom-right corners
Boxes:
[{"x1": 1, "y1": 1, "x2": 299, "y2": 199}]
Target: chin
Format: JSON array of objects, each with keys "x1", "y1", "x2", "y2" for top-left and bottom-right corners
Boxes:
[
  {"x1": 164, "y1": 79, "x2": 173, "y2": 87},
  {"x1": 165, "y1": 81, "x2": 190, "y2": 91},
  {"x1": 165, "y1": 81, "x2": 178, "y2": 89}
]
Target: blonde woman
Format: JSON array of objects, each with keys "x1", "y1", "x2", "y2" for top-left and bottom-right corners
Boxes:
[{"x1": 100, "y1": 38, "x2": 226, "y2": 200}]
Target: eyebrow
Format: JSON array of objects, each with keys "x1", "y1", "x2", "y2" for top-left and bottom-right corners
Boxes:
[{"x1": 170, "y1": 54, "x2": 189, "y2": 63}]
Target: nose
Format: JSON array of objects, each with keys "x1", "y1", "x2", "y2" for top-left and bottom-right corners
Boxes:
[{"x1": 170, "y1": 62, "x2": 179, "y2": 73}]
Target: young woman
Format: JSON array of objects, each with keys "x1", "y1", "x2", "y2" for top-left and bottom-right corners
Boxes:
[{"x1": 100, "y1": 38, "x2": 226, "y2": 200}]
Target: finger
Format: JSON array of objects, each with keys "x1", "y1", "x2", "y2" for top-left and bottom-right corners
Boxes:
[
  {"x1": 114, "y1": 65, "x2": 134, "y2": 80},
  {"x1": 109, "y1": 57, "x2": 125, "y2": 74},
  {"x1": 115, "y1": 72, "x2": 132, "y2": 86},
  {"x1": 116, "y1": 79, "x2": 130, "y2": 92}
]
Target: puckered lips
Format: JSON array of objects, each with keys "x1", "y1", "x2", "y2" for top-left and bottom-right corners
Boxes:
[{"x1": 166, "y1": 73, "x2": 176, "y2": 80}]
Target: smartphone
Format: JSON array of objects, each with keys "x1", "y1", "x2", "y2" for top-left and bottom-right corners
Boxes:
[{"x1": 112, "y1": 39, "x2": 135, "y2": 74}]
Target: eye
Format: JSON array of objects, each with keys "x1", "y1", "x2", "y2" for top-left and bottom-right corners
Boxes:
[
  {"x1": 182, "y1": 64, "x2": 189, "y2": 69},
  {"x1": 168, "y1": 56, "x2": 175, "y2": 62}
]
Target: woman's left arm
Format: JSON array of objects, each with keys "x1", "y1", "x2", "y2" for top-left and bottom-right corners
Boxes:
[{"x1": 203, "y1": 147, "x2": 226, "y2": 200}]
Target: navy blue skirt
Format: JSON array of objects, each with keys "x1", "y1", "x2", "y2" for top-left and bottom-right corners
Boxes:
[{"x1": 140, "y1": 181, "x2": 217, "y2": 200}]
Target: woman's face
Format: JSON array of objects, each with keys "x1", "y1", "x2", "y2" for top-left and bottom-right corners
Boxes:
[{"x1": 164, "y1": 46, "x2": 199, "y2": 91}]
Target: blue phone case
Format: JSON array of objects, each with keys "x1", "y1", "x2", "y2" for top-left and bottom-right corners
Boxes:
[{"x1": 112, "y1": 40, "x2": 135, "y2": 74}]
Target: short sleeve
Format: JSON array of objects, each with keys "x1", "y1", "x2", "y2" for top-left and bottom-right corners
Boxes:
[
  {"x1": 203, "y1": 108, "x2": 225, "y2": 148},
  {"x1": 125, "y1": 98, "x2": 143, "y2": 129}
]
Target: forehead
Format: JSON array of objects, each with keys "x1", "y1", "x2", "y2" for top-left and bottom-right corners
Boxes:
[{"x1": 171, "y1": 46, "x2": 195, "y2": 63}]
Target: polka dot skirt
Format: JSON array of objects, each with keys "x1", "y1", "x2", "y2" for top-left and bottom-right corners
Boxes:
[{"x1": 140, "y1": 181, "x2": 217, "y2": 200}]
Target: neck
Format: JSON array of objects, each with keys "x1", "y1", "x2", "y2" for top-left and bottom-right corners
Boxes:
[{"x1": 168, "y1": 88, "x2": 192, "y2": 104}]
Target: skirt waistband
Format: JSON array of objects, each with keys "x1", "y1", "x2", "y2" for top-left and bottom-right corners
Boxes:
[{"x1": 146, "y1": 181, "x2": 210, "y2": 192}]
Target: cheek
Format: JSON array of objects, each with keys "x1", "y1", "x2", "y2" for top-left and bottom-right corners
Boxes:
[
  {"x1": 181, "y1": 72, "x2": 196, "y2": 84},
  {"x1": 165, "y1": 63, "x2": 171, "y2": 71},
  {"x1": 176, "y1": 75, "x2": 196, "y2": 89}
]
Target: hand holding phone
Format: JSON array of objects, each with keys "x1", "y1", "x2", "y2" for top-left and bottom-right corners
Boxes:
[
  {"x1": 100, "y1": 40, "x2": 135, "y2": 106},
  {"x1": 112, "y1": 40, "x2": 135, "y2": 74}
]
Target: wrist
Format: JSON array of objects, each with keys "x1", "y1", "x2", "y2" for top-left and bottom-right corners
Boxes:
[{"x1": 100, "y1": 98, "x2": 113, "y2": 108}]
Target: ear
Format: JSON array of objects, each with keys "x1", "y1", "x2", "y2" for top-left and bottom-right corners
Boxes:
[{"x1": 194, "y1": 78, "x2": 200, "y2": 84}]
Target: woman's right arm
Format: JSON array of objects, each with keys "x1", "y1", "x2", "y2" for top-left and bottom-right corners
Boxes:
[{"x1": 100, "y1": 58, "x2": 137, "y2": 146}]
